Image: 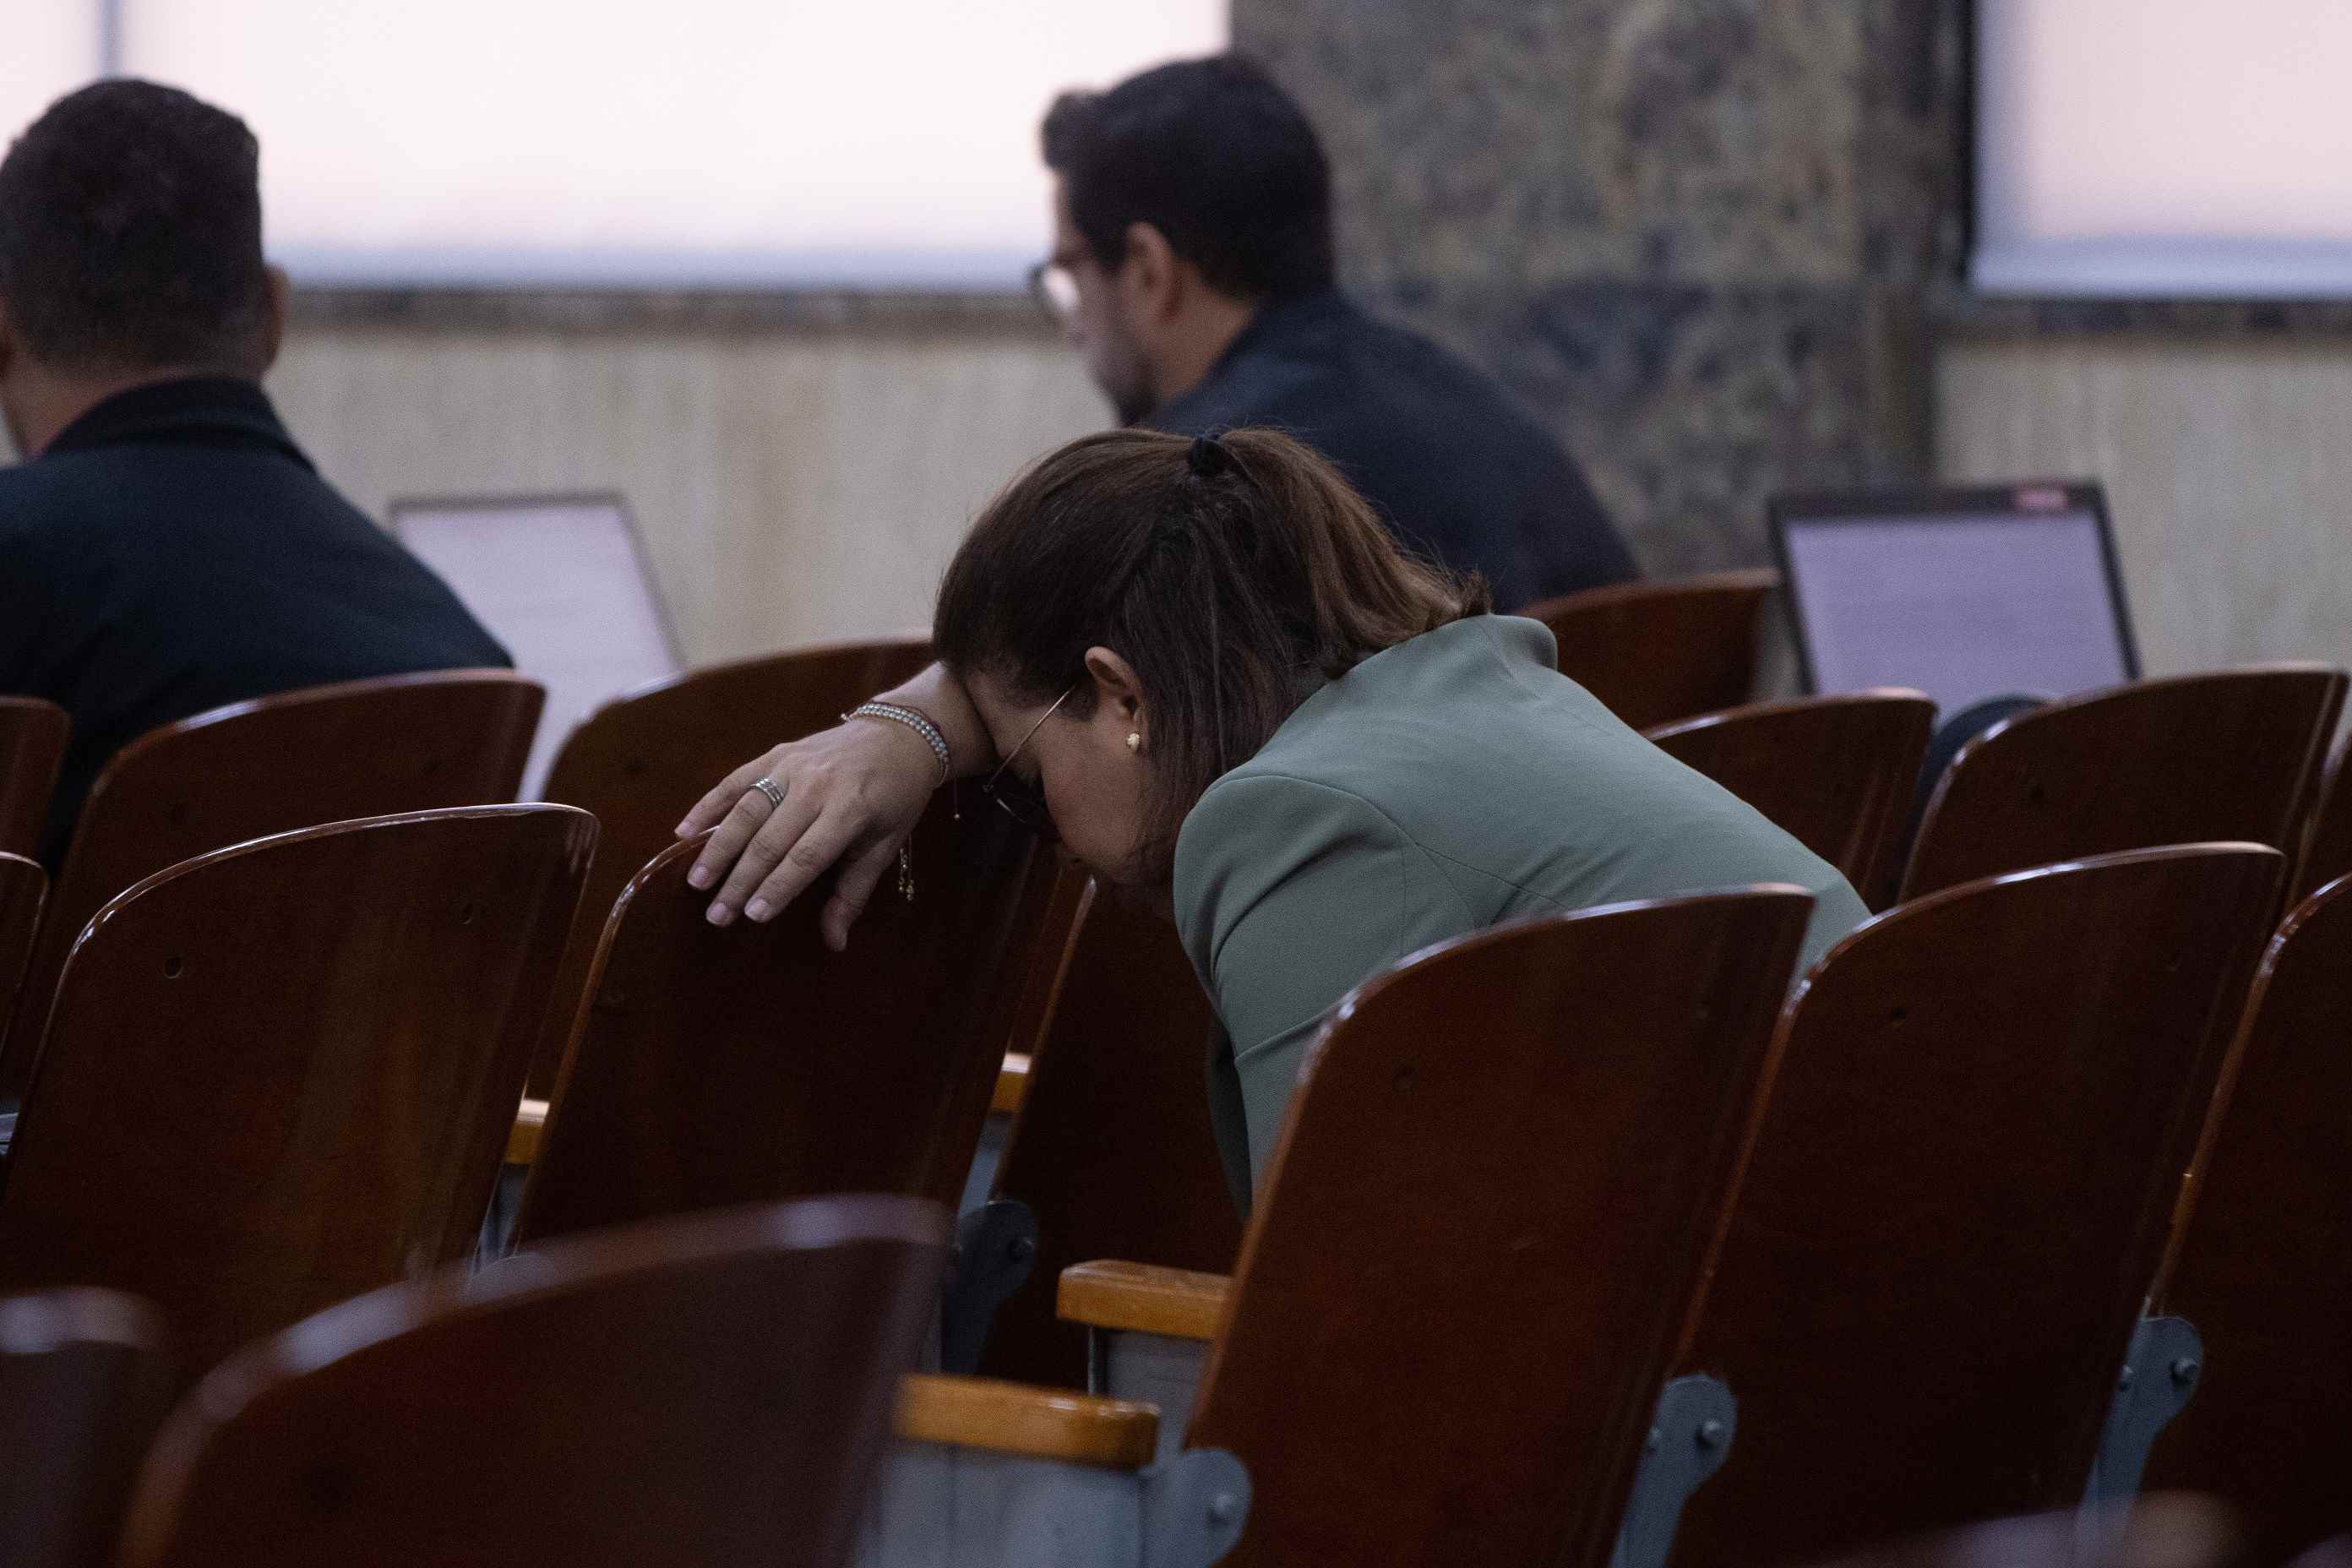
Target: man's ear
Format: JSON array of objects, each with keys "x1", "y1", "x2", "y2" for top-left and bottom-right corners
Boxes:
[
  {"x1": 1082, "y1": 645, "x2": 1149, "y2": 741},
  {"x1": 255, "y1": 264, "x2": 292, "y2": 373},
  {"x1": 1119, "y1": 221, "x2": 1184, "y2": 322}
]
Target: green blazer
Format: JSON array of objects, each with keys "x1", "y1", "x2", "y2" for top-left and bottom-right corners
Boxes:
[{"x1": 1173, "y1": 614, "x2": 1870, "y2": 1205}]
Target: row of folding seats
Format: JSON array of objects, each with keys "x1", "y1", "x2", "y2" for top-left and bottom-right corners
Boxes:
[
  {"x1": 2, "y1": 614, "x2": 2349, "y2": 1562},
  {"x1": 6, "y1": 838, "x2": 2347, "y2": 1563}
]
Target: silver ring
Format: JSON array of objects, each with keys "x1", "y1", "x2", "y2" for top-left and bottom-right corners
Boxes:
[{"x1": 750, "y1": 776, "x2": 786, "y2": 809}]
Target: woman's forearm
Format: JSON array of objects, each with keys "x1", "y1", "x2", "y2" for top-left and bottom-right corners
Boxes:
[{"x1": 879, "y1": 661, "x2": 993, "y2": 778}]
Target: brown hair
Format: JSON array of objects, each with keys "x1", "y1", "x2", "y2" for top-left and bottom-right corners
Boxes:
[{"x1": 934, "y1": 427, "x2": 1490, "y2": 871}]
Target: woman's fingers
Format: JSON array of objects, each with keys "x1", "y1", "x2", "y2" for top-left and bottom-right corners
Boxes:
[
  {"x1": 705, "y1": 787, "x2": 822, "y2": 923},
  {"x1": 818, "y1": 835, "x2": 903, "y2": 950}
]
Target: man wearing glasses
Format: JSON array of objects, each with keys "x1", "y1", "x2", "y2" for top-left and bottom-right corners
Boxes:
[
  {"x1": 680, "y1": 55, "x2": 1641, "y2": 935},
  {"x1": 1030, "y1": 53, "x2": 1636, "y2": 612}
]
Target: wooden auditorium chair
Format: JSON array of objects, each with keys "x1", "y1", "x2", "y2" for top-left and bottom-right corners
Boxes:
[
  {"x1": 0, "y1": 1288, "x2": 174, "y2": 1568},
  {"x1": 2127, "y1": 873, "x2": 2352, "y2": 1561},
  {"x1": 1037, "y1": 889, "x2": 1814, "y2": 1567},
  {"x1": 1662, "y1": 843, "x2": 2284, "y2": 1568},
  {"x1": 1522, "y1": 568, "x2": 1780, "y2": 730},
  {"x1": 0, "y1": 805, "x2": 591, "y2": 1382},
  {"x1": 0, "y1": 695, "x2": 69, "y2": 859},
  {"x1": 1899, "y1": 665, "x2": 2344, "y2": 902},
  {"x1": 527, "y1": 634, "x2": 933, "y2": 1096},
  {"x1": 1645, "y1": 690, "x2": 1936, "y2": 908},
  {"x1": 513, "y1": 790, "x2": 1051, "y2": 1371},
  {"x1": 2291, "y1": 737, "x2": 2351, "y2": 902},
  {"x1": 976, "y1": 874, "x2": 1242, "y2": 1391},
  {"x1": 3, "y1": 670, "x2": 542, "y2": 1105},
  {"x1": 115, "y1": 1198, "x2": 947, "y2": 1568},
  {"x1": 0, "y1": 854, "x2": 42, "y2": 1072}
]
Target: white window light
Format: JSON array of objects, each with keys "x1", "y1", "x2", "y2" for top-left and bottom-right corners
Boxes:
[
  {"x1": 1974, "y1": 0, "x2": 2352, "y2": 297},
  {"x1": 2, "y1": 0, "x2": 1228, "y2": 290}
]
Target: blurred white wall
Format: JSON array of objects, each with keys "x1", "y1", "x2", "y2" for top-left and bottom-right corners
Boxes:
[{"x1": 266, "y1": 312, "x2": 1111, "y2": 664}]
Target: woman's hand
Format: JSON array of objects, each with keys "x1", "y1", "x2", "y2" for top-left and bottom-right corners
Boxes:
[
  {"x1": 675, "y1": 661, "x2": 990, "y2": 950},
  {"x1": 677, "y1": 718, "x2": 940, "y2": 948}
]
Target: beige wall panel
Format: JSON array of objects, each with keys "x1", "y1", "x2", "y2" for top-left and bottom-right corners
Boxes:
[
  {"x1": 1936, "y1": 337, "x2": 2352, "y2": 680},
  {"x1": 264, "y1": 325, "x2": 1110, "y2": 666}
]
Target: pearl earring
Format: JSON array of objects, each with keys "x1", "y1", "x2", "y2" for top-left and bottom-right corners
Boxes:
[{"x1": 1125, "y1": 732, "x2": 1141, "y2": 753}]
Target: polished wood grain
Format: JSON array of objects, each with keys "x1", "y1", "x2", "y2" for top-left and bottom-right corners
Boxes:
[
  {"x1": 527, "y1": 635, "x2": 934, "y2": 1095},
  {"x1": 978, "y1": 878, "x2": 1243, "y2": 1389},
  {"x1": 0, "y1": 697, "x2": 69, "y2": 861},
  {"x1": 1057, "y1": 1262, "x2": 1230, "y2": 1343},
  {"x1": 117, "y1": 1196, "x2": 948, "y2": 1568},
  {"x1": 0, "y1": 806, "x2": 593, "y2": 1383},
  {"x1": 1669, "y1": 845, "x2": 2284, "y2": 1568},
  {"x1": 507, "y1": 1098, "x2": 548, "y2": 1165},
  {"x1": 3, "y1": 671, "x2": 543, "y2": 1106},
  {"x1": 893, "y1": 1374, "x2": 1159, "y2": 1467},
  {"x1": 991, "y1": 1055, "x2": 1030, "y2": 1117},
  {"x1": 2293, "y1": 739, "x2": 2352, "y2": 903},
  {"x1": 505, "y1": 1068, "x2": 1025, "y2": 1168},
  {"x1": 1522, "y1": 569, "x2": 1779, "y2": 730},
  {"x1": 1185, "y1": 889, "x2": 1812, "y2": 1568},
  {"x1": 1900, "y1": 666, "x2": 2344, "y2": 902},
  {"x1": 0, "y1": 1289, "x2": 174, "y2": 1568},
  {"x1": 1647, "y1": 691, "x2": 1935, "y2": 909},
  {"x1": 514, "y1": 787, "x2": 1049, "y2": 1242},
  {"x1": 0, "y1": 854, "x2": 43, "y2": 1074},
  {"x1": 2140, "y1": 875, "x2": 2352, "y2": 1562}
]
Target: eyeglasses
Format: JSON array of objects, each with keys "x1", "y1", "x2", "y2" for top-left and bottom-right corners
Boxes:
[
  {"x1": 982, "y1": 684, "x2": 1075, "y2": 836},
  {"x1": 1026, "y1": 248, "x2": 1085, "y2": 324}
]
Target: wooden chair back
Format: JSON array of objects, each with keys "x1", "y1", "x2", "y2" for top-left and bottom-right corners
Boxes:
[
  {"x1": 531, "y1": 636, "x2": 933, "y2": 1094},
  {"x1": 6, "y1": 671, "x2": 542, "y2": 1102},
  {"x1": 2293, "y1": 738, "x2": 2352, "y2": 903},
  {"x1": 0, "y1": 806, "x2": 593, "y2": 1380},
  {"x1": 0, "y1": 1289, "x2": 174, "y2": 1568},
  {"x1": 0, "y1": 854, "x2": 42, "y2": 1070},
  {"x1": 117, "y1": 1197, "x2": 949, "y2": 1568},
  {"x1": 979, "y1": 877, "x2": 1242, "y2": 1389},
  {"x1": 1647, "y1": 691, "x2": 1935, "y2": 908},
  {"x1": 2140, "y1": 874, "x2": 2352, "y2": 1564},
  {"x1": 1523, "y1": 568, "x2": 1779, "y2": 730},
  {"x1": 1187, "y1": 888, "x2": 1816, "y2": 1567},
  {"x1": 515, "y1": 788, "x2": 1048, "y2": 1243},
  {"x1": 1900, "y1": 666, "x2": 2344, "y2": 902},
  {"x1": 0, "y1": 697, "x2": 69, "y2": 860},
  {"x1": 1669, "y1": 844, "x2": 2285, "y2": 1568}
]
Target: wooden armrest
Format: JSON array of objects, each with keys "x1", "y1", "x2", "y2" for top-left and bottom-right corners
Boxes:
[
  {"x1": 894, "y1": 1373, "x2": 1158, "y2": 1467},
  {"x1": 505, "y1": 1098, "x2": 547, "y2": 1166},
  {"x1": 993, "y1": 1053, "x2": 1031, "y2": 1117},
  {"x1": 1057, "y1": 1260, "x2": 1230, "y2": 1342}
]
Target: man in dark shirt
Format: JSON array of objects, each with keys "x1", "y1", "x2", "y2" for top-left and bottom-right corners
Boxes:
[
  {"x1": 1035, "y1": 56, "x2": 1636, "y2": 609},
  {"x1": 0, "y1": 81, "x2": 508, "y2": 865}
]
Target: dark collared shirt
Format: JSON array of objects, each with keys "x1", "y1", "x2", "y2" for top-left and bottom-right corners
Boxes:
[
  {"x1": 1146, "y1": 289, "x2": 1637, "y2": 609},
  {"x1": 0, "y1": 376, "x2": 509, "y2": 865}
]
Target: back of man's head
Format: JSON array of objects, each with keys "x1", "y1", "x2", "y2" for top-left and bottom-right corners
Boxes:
[
  {"x1": 1043, "y1": 54, "x2": 1334, "y2": 304},
  {"x1": 0, "y1": 79, "x2": 272, "y2": 378}
]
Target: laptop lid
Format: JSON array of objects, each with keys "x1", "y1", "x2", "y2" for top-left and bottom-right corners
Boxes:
[
  {"x1": 389, "y1": 491, "x2": 683, "y2": 796},
  {"x1": 1771, "y1": 482, "x2": 2140, "y2": 718}
]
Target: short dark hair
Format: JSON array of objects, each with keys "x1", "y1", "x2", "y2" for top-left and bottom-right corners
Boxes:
[
  {"x1": 1042, "y1": 54, "x2": 1335, "y2": 303},
  {"x1": 0, "y1": 79, "x2": 272, "y2": 374},
  {"x1": 935, "y1": 428, "x2": 1487, "y2": 875}
]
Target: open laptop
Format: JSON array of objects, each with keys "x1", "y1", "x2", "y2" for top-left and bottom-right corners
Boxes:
[
  {"x1": 1770, "y1": 482, "x2": 2139, "y2": 719},
  {"x1": 389, "y1": 492, "x2": 683, "y2": 796}
]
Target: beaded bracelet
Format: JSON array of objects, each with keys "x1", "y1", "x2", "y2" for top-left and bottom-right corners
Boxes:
[{"x1": 844, "y1": 701, "x2": 952, "y2": 785}]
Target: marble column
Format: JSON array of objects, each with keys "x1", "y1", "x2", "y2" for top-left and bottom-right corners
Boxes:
[{"x1": 1231, "y1": 0, "x2": 1963, "y2": 575}]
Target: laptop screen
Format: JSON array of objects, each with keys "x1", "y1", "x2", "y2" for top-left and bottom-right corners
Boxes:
[
  {"x1": 1773, "y1": 484, "x2": 2137, "y2": 718},
  {"x1": 390, "y1": 492, "x2": 683, "y2": 796}
]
